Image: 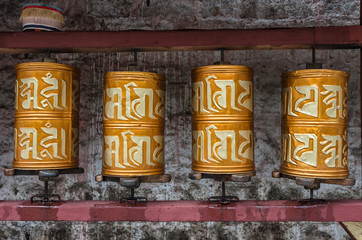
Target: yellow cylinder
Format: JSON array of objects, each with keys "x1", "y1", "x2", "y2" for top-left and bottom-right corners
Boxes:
[
  {"x1": 191, "y1": 65, "x2": 255, "y2": 174},
  {"x1": 102, "y1": 72, "x2": 165, "y2": 176},
  {"x1": 280, "y1": 69, "x2": 349, "y2": 179},
  {"x1": 14, "y1": 62, "x2": 80, "y2": 169}
]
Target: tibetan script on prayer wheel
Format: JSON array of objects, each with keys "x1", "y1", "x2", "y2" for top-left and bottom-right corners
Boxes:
[
  {"x1": 13, "y1": 62, "x2": 80, "y2": 169},
  {"x1": 191, "y1": 65, "x2": 255, "y2": 174},
  {"x1": 102, "y1": 72, "x2": 165, "y2": 176},
  {"x1": 281, "y1": 69, "x2": 349, "y2": 179}
]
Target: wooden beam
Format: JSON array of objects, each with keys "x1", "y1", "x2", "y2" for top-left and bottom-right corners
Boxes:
[
  {"x1": 0, "y1": 26, "x2": 361, "y2": 53},
  {"x1": 0, "y1": 200, "x2": 361, "y2": 222},
  {"x1": 340, "y1": 222, "x2": 362, "y2": 240},
  {"x1": 315, "y1": 26, "x2": 362, "y2": 48}
]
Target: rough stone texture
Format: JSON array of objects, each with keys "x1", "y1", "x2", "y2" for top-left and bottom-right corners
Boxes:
[
  {"x1": 0, "y1": 1, "x2": 360, "y2": 239},
  {"x1": 0, "y1": 221, "x2": 355, "y2": 240},
  {"x1": 0, "y1": 0, "x2": 360, "y2": 31}
]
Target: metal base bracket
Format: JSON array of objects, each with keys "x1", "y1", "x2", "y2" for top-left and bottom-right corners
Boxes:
[
  {"x1": 31, "y1": 194, "x2": 61, "y2": 204},
  {"x1": 4, "y1": 167, "x2": 84, "y2": 177},
  {"x1": 207, "y1": 181, "x2": 240, "y2": 205},
  {"x1": 209, "y1": 195, "x2": 239, "y2": 205},
  {"x1": 272, "y1": 171, "x2": 355, "y2": 202},
  {"x1": 120, "y1": 187, "x2": 148, "y2": 204},
  {"x1": 95, "y1": 174, "x2": 171, "y2": 204},
  {"x1": 189, "y1": 171, "x2": 255, "y2": 182},
  {"x1": 4, "y1": 167, "x2": 84, "y2": 204},
  {"x1": 96, "y1": 174, "x2": 171, "y2": 187},
  {"x1": 189, "y1": 172, "x2": 254, "y2": 205},
  {"x1": 272, "y1": 171, "x2": 355, "y2": 190}
]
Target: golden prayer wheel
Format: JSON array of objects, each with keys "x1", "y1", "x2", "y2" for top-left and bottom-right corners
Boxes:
[
  {"x1": 191, "y1": 65, "x2": 255, "y2": 174},
  {"x1": 14, "y1": 62, "x2": 80, "y2": 169},
  {"x1": 102, "y1": 71, "x2": 165, "y2": 176},
  {"x1": 280, "y1": 69, "x2": 349, "y2": 179}
]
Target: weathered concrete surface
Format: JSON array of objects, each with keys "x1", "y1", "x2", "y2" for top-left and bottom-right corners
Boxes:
[
  {"x1": 0, "y1": 221, "x2": 355, "y2": 240},
  {"x1": 0, "y1": 0, "x2": 360, "y2": 239},
  {"x1": 0, "y1": 0, "x2": 359, "y2": 31}
]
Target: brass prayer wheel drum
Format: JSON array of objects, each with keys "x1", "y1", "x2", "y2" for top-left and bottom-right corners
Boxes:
[
  {"x1": 281, "y1": 69, "x2": 349, "y2": 179},
  {"x1": 14, "y1": 62, "x2": 80, "y2": 169},
  {"x1": 102, "y1": 72, "x2": 165, "y2": 176},
  {"x1": 191, "y1": 65, "x2": 255, "y2": 174}
]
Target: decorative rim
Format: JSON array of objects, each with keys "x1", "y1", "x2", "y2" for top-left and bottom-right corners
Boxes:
[
  {"x1": 280, "y1": 167, "x2": 349, "y2": 179},
  {"x1": 22, "y1": 23, "x2": 60, "y2": 32},
  {"x1": 104, "y1": 71, "x2": 165, "y2": 81},
  {"x1": 22, "y1": 3, "x2": 64, "y2": 15},
  {"x1": 282, "y1": 69, "x2": 349, "y2": 80},
  {"x1": 192, "y1": 64, "x2": 253, "y2": 74},
  {"x1": 16, "y1": 62, "x2": 79, "y2": 72}
]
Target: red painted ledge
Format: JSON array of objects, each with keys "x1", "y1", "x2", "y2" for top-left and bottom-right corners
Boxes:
[
  {"x1": 0, "y1": 26, "x2": 361, "y2": 53},
  {"x1": 0, "y1": 200, "x2": 361, "y2": 222}
]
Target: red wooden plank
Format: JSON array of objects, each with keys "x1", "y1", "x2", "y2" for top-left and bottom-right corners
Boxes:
[
  {"x1": 0, "y1": 200, "x2": 361, "y2": 222},
  {"x1": 315, "y1": 26, "x2": 362, "y2": 46},
  {"x1": 0, "y1": 28, "x2": 314, "y2": 53},
  {"x1": 0, "y1": 26, "x2": 361, "y2": 53}
]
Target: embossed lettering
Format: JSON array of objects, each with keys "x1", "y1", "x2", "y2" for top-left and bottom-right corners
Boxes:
[
  {"x1": 132, "y1": 88, "x2": 156, "y2": 119},
  {"x1": 238, "y1": 130, "x2": 253, "y2": 160},
  {"x1": 321, "y1": 134, "x2": 343, "y2": 168},
  {"x1": 193, "y1": 125, "x2": 253, "y2": 164},
  {"x1": 282, "y1": 87, "x2": 297, "y2": 117},
  {"x1": 104, "y1": 88, "x2": 126, "y2": 120},
  {"x1": 105, "y1": 131, "x2": 162, "y2": 169},
  {"x1": 238, "y1": 80, "x2": 253, "y2": 111},
  {"x1": 40, "y1": 73, "x2": 66, "y2": 110},
  {"x1": 129, "y1": 136, "x2": 154, "y2": 166},
  {"x1": 18, "y1": 127, "x2": 39, "y2": 160},
  {"x1": 153, "y1": 136, "x2": 164, "y2": 163},
  {"x1": 214, "y1": 130, "x2": 241, "y2": 162},
  {"x1": 40, "y1": 123, "x2": 64, "y2": 159},
  {"x1": 293, "y1": 134, "x2": 318, "y2": 167},
  {"x1": 104, "y1": 135, "x2": 120, "y2": 168},
  {"x1": 322, "y1": 85, "x2": 344, "y2": 118},
  {"x1": 294, "y1": 85, "x2": 318, "y2": 117},
  {"x1": 19, "y1": 77, "x2": 43, "y2": 110},
  {"x1": 155, "y1": 90, "x2": 165, "y2": 118},
  {"x1": 192, "y1": 130, "x2": 206, "y2": 163},
  {"x1": 281, "y1": 133, "x2": 296, "y2": 165},
  {"x1": 192, "y1": 81, "x2": 209, "y2": 113},
  {"x1": 213, "y1": 80, "x2": 241, "y2": 111}
]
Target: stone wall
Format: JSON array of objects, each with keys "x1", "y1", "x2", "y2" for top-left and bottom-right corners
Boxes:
[{"x1": 0, "y1": 1, "x2": 360, "y2": 239}]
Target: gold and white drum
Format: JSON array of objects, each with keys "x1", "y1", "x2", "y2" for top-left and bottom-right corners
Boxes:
[
  {"x1": 14, "y1": 62, "x2": 80, "y2": 169},
  {"x1": 102, "y1": 71, "x2": 166, "y2": 176},
  {"x1": 191, "y1": 65, "x2": 255, "y2": 174},
  {"x1": 281, "y1": 69, "x2": 349, "y2": 179}
]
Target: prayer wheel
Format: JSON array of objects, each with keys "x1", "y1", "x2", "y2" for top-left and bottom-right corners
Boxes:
[
  {"x1": 281, "y1": 69, "x2": 349, "y2": 179},
  {"x1": 191, "y1": 65, "x2": 255, "y2": 174},
  {"x1": 102, "y1": 72, "x2": 165, "y2": 176},
  {"x1": 14, "y1": 62, "x2": 80, "y2": 169},
  {"x1": 19, "y1": 3, "x2": 65, "y2": 31}
]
